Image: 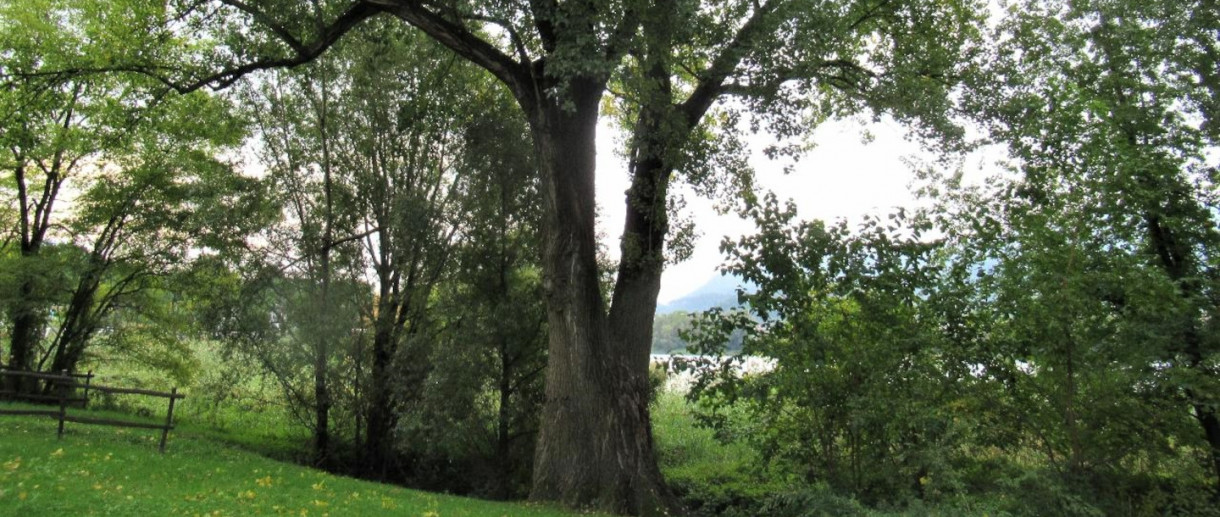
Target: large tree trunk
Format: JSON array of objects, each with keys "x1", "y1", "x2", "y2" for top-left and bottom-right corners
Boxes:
[
  {"x1": 526, "y1": 83, "x2": 676, "y2": 516},
  {"x1": 495, "y1": 335, "x2": 515, "y2": 499}
]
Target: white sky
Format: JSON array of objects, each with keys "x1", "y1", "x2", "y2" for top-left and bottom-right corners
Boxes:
[{"x1": 594, "y1": 116, "x2": 941, "y2": 304}]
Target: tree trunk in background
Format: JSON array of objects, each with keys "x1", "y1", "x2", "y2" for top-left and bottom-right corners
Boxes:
[
  {"x1": 7, "y1": 242, "x2": 45, "y2": 393},
  {"x1": 45, "y1": 266, "x2": 103, "y2": 377},
  {"x1": 6, "y1": 283, "x2": 41, "y2": 391},
  {"x1": 525, "y1": 82, "x2": 676, "y2": 516},
  {"x1": 496, "y1": 342, "x2": 514, "y2": 499},
  {"x1": 313, "y1": 328, "x2": 331, "y2": 466},
  {"x1": 1144, "y1": 209, "x2": 1220, "y2": 498},
  {"x1": 364, "y1": 318, "x2": 397, "y2": 478},
  {"x1": 1192, "y1": 399, "x2": 1220, "y2": 499},
  {"x1": 313, "y1": 79, "x2": 337, "y2": 468}
]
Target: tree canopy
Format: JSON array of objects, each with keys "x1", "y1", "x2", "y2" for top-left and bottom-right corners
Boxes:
[{"x1": 14, "y1": 0, "x2": 1216, "y2": 515}]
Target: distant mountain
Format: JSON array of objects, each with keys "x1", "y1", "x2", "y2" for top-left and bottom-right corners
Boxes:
[{"x1": 657, "y1": 274, "x2": 753, "y2": 315}]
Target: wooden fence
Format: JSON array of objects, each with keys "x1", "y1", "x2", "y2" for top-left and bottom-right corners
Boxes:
[
  {"x1": 0, "y1": 369, "x2": 185, "y2": 452},
  {"x1": 0, "y1": 369, "x2": 94, "y2": 407}
]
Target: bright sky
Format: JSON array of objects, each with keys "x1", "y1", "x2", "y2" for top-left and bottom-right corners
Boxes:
[{"x1": 594, "y1": 116, "x2": 940, "y2": 304}]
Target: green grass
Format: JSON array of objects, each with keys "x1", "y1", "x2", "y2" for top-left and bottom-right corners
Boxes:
[{"x1": 0, "y1": 405, "x2": 602, "y2": 517}]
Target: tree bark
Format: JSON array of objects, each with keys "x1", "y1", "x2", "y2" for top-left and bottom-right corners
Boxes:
[{"x1": 526, "y1": 81, "x2": 677, "y2": 516}]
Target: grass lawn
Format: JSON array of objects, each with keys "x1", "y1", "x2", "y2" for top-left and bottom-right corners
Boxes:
[{"x1": 0, "y1": 404, "x2": 602, "y2": 517}]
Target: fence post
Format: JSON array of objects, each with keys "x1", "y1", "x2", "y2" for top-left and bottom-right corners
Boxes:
[
  {"x1": 57, "y1": 370, "x2": 68, "y2": 439},
  {"x1": 82, "y1": 370, "x2": 93, "y2": 408},
  {"x1": 159, "y1": 387, "x2": 177, "y2": 453}
]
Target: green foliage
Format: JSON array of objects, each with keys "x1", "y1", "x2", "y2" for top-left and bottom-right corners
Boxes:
[
  {"x1": 7, "y1": 1, "x2": 1216, "y2": 515},
  {"x1": 0, "y1": 0, "x2": 264, "y2": 382},
  {"x1": 679, "y1": 177, "x2": 1218, "y2": 511},
  {"x1": 215, "y1": 18, "x2": 550, "y2": 494},
  {"x1": 665, "y1": 1, "x2": 1220, "y2": 513},
  {"x1": 957, "y1": 0, "x2": 1220, "y2": 498},
  {"x1": 390, "y1": 35, "x2": 546, "y2": 497},
  {"x1": 685, "y1": 194, "x2": 968, "y2": 505},
  {"x1": 754, "y1": 485, "x2": 874, "y2": 517},
  {"x1": 651, "y1": 390, "x2": 787, "y2": 516}
]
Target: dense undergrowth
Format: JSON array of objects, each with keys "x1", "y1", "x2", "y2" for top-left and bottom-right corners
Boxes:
[{"x1": 650, "y1": 387, "x2": 1219, "y2": 517}]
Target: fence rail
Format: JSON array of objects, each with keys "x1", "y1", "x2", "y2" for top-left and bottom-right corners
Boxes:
[
  {"x1": 0, "y1": 369, "x2": 184, "y2": 452},
  {"x1": 0, "y1": 369, "x2": 94, "y2": 407}
]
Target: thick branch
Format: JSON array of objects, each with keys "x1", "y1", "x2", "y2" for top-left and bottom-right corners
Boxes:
[
  {"x1": 185, "y1": 2, "x2": 382, "y2": 92},
  {"x1": 375, "y1": 1, "x2": 532, "y2": 101},
  {"x1": 720, "y1": 58, "x2": 877, "y2": 98},
  {"x1": 604, "y1": 4, "x2": 641, "y2": 64},
  {"x1": 680, "y1": 0, "x2": 781, "y2": 126},
  {"x1": 458, "y1": 12, "x2": 533, "y2": 64},
  {"x1": 220, "y1": 0, "x2": 309, "y2": 54},
  {"x1": 528, "y1": 0, "x2": 558, "y2": 53},
  {"x1": 11, "y1": 2, "x2": 382, "y2": 94}
]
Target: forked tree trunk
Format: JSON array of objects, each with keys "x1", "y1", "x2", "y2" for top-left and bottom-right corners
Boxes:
[{"x1": 525, "y1": 83, "x2": 677, "y2": 516}]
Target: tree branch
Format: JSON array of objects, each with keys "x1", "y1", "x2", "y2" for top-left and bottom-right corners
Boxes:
[
  {"x1": 604, "y1": 4, "x2": 641, "y2": 65},
  {"x1": 219, "y1": 0, "x2": 309, "y2": 55},
  {"x1": 680, "y1": 0, "x2": 781, "y2": 127},
  {"x1": 455, "y1": 11, "x2": 533, "y2": 65},
  {"x1": 8, "y1": 2, "x2": 382, "y2": 94},
  {"x1": 373, "y1": 1, "x2": 531, "y2": 101},
  {"x1": 528, "y1": 0, "x2": 558, "y2": 53}
]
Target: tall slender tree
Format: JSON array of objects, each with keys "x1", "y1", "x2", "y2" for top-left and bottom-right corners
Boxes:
[
  {"x1": 247, "y1": 58, "x2": 364, "y2": 465},
  {"x1": 332, "y1": 25, "x2": 472, "y2": 477}
]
